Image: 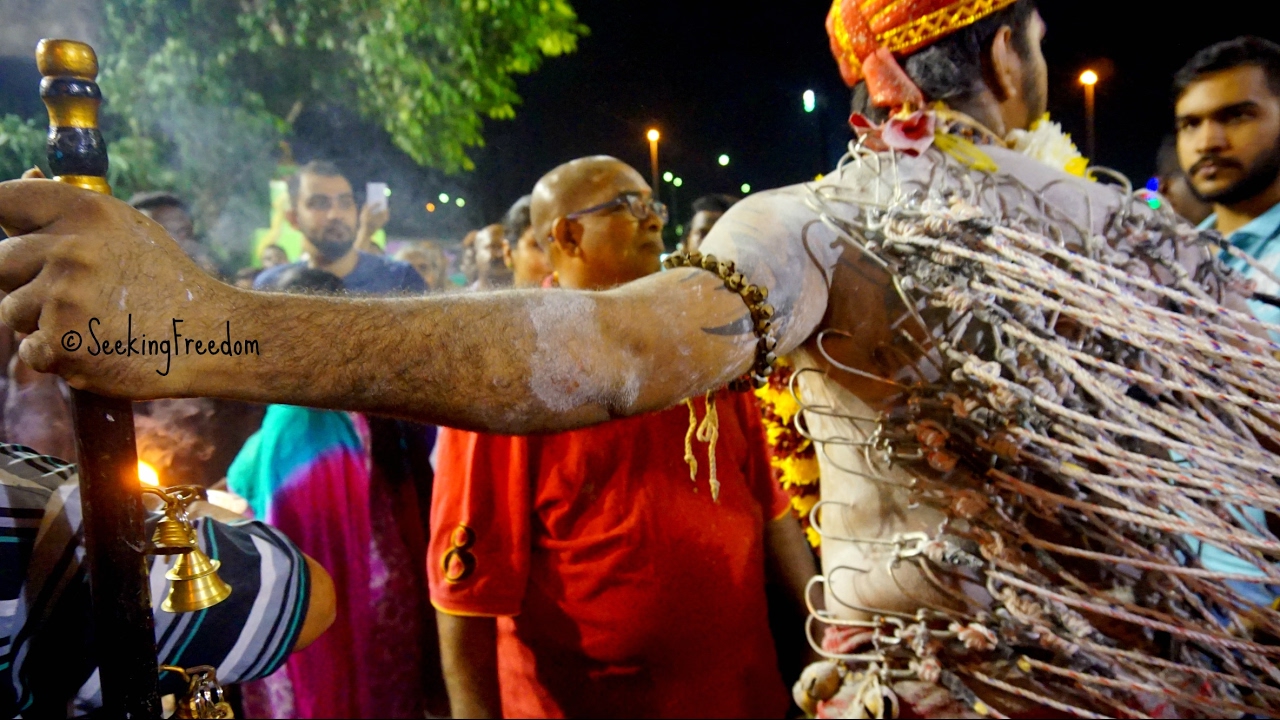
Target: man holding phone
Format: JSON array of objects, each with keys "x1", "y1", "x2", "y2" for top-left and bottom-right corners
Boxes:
[
  {"x1": 254, "y1": 161, "x2": 425, "y2": 296},
  {"x1": 359, "y1": 181, "x2": 391, "y2": 256}
]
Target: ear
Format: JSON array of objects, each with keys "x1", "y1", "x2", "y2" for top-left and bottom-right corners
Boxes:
[
  {"x1": 988, "y1": 25, "x2": 1022, "y2": 103},
  {"x1": 285, "y1": 208, "x2": 301, "y2": 232},
  {"x1": 550, "y1": 217, "x2": 583, "y2": 257},
  {"x1": 502, "y1": 238, "x2": 514, "y2": 269}
]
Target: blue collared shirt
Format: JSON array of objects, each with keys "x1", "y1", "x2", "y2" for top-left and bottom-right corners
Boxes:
[
  {"x1": 1191, "y1": 203, "x2": 1280, "y2": 604},
  {"x1": 1201, "y1": 200, "x2": 1280, "y2": 327},
  {"x1": 254, "y1": 251, "x2": 427, "y2": 295}
]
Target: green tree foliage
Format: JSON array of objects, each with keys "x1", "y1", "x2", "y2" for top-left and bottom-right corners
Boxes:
[
  {"x1": 0, "y1": 115, "x2": 177, "y2": 200},
  {"x1": 243, "y1": 0, "x2": 587, "y2": 172},
  {"x1": 93, "y1": 0, "x2": 586, "y2": 268},
  {"x1": 0, "y1": 115, "x2": 47, "y2": 182}
]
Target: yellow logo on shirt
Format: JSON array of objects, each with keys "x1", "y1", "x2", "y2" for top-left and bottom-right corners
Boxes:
[{"x1": 441, "y1": 524, "x2": 477, "y2": 584}]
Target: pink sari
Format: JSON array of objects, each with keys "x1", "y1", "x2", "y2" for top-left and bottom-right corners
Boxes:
[{"x1": 230, "y1": 406, "x2": 426, "y2": 719}]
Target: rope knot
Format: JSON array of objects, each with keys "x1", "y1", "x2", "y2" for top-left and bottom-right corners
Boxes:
[{"x1": 683, "y1": 391, "x2": 722, "y2": 502}]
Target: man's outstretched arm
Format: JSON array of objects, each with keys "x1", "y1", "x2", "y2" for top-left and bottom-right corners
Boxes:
[{"x1": 0, "y1": 180, "x2": 839, "y2": 434}]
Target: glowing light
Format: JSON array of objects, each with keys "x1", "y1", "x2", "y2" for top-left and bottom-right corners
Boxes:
[
  {"x1": 718, "y1": 154, "x2": 730, "y2": 167},
  {"x1": 384, "y1": 187, "x2": 392, "y2": 197},
  {"x1": 1079, "y1": 69, "x2": 1098, "y2": 86},
  {"x1": 675, "y1": 225, "x2": 684, "y2": 235},
  {"x1": 815, "y1": 173, "x2": 825, "y2": 181},
  {"x1": 138, "y1": 461, "x2": 160, "y2": 487},
  {"x1": 456, "y1": 197, "x2": 466, "y2": 207},
  {"x1": 647, "y1": 129, "x2": 660, "y2": 142},
  {"x1": 673, "y1": 177, "x2": 683, "y2": 187},
  {"x1": 803, "y1": 89, "x2": 816, "y2": 113},
  {"x1": 740, "y1": 183, "x2": 751, "y2": 194},
  {"x1": 438, "y1": 193, "x2": 450, "y2": 203},
  {"x1": 663, "y1": 171, "x2": 674, "y2": 182},
  {"x1": 426, "y1": 202, "x2": 436, "y2": 212},
  {"x1": 1146, "y1": 197, "x2": 1162, "y2": 210},
  {"x1": 1145, "y1": 177, "x2": 1160, "y2": 192}
]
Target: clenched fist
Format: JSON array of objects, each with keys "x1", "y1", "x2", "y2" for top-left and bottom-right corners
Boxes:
[{"x1": 0, "y1": 179, "x2": 238, "y2": 398}]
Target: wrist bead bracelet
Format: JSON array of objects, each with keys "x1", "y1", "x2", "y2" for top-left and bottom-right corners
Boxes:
[{"x1": 661, "y1": 250, "x2": 780, "y2": 391}]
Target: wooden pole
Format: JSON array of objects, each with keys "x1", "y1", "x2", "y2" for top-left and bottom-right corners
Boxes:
[{"x1": 36, "y1": 38, "x2": 161, "y2": 720}]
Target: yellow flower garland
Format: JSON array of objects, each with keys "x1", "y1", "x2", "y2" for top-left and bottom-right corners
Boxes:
[{"x1": 754, "y1": 359, "x2": 822, "y2": 549}]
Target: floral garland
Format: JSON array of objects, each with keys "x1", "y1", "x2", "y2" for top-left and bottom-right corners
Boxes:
[
  {"x1": 1006, "y1": 113, "x2": 1089, "y2": 177},
  {"x1": 754, "y1": 360, "x2": 822, "y2": 550},
  {"x1": 850, "y1": 106, "x2": 1089, "y2": 177}
]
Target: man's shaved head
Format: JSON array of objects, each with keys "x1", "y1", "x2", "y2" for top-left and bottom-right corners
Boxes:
[
  {"x1": 531, "y1": 156, "x2": 647, "y2": 243},
  {"x1": 530, "y1": 156, "x2": 664, "y2": 290}
]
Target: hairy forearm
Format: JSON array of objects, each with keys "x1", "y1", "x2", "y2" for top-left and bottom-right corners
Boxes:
[
  {"x1": 0, "y1": 179, "x2": 833, "y2": 435},
  {"x1": 187, "y1": 272, "x2": 754, "y2": 433},
  {"x1": 191, "y1": 189, "x2": 836, "y2": 432}
]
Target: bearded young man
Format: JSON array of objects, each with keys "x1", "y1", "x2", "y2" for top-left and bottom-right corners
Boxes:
[
  {"x1": 1, "y1": 1, "x2": 1277, "y2": 716},
  {"x1": 253, "y1": 160, "x2": 425, "y2": 295},
  {"x1": 1175, "y1": 37, "x2": 1280, "y2": 325}
]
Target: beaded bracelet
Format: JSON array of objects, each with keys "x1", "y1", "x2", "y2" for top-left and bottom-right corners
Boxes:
[{"x1": 661, "y1": 250, "x2": 780, "y2": 391}]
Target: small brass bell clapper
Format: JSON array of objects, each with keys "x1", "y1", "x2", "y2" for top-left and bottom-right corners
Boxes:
[
  {"x1": 161, "y1": 665, "x2": 234, "y2": 719},
  {"x1": 144, "y1": 486, "x2": 233, "y2": 613}
]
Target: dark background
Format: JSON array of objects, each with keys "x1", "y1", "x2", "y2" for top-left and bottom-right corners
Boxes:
[
  {"x1": 0, "y1": 1, "x2": 1274, "y2": 241},
  {"x1": 466, "y1": 1, "x2": 1277, "y2": 237}
]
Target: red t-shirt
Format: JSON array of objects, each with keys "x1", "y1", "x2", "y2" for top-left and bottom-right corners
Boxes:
[{"x1": 428, "y1": 391, "x2": 791, "y2": 719}]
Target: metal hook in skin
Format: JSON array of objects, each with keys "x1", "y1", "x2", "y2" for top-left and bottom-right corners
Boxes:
[
  {"x1": 810, "y1": 501, "x2": 931, "y2": 551},
  {"x1": 805, "y1": 574, "x2": 885, "y2": 629},
  {"x1": 804, "y1": 614, "x2": 888, "y2": 664},
  {"x1": 816, "y1": 329, "x2": 908, "y2": 389},
  {"x1": 824, "y1": 565, "x2": 922, "y2": 621},
  {"x1": 789, "y1": 367, "x2": 882, "y2": 424},
  {"x1": 816, "y1": 443, "x2": 919, "y2": 491},
  {"x1": 793, "y1": 409, "x2": 880, "y2": 448}
]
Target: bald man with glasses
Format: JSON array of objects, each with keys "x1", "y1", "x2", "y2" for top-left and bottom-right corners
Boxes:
[{"x1": 428, "y1": 156, "x2": 814, "y2": 719}]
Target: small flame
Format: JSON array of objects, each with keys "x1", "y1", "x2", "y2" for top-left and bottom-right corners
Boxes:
[{"x1": 138, "y1": 461, "x2": 160, "y2": 487}]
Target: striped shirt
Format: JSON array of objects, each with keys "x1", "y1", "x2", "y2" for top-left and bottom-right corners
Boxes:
[{"x1": 1, "y1": 444, "x2": 311, "y2": 717}]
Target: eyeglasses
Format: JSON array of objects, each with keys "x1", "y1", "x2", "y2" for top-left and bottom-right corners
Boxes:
[{"x1": 566, "y1": 192, "x2": 668, "y2": 225}]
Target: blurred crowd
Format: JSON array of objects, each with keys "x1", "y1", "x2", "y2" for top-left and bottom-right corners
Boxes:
[{"x1": 4, "y1": 20, "x2": 1280, "y2": 720}]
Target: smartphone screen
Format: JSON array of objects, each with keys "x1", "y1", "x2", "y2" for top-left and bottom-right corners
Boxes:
[{"x1": 367, "y1": 182, "x2": 389, "y2": 211}]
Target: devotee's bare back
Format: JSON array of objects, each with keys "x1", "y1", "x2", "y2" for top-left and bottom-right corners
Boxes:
[{"x1": 701, "y1": 145, "x2": 1206, "y2": 621}]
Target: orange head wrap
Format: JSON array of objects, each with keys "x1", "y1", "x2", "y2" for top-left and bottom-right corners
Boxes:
[{"x1": 826, "y1": 0, "x2": 1020, "y2": 110}]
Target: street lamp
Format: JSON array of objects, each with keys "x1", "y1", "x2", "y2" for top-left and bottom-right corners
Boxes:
[
  {"x1": 647, "y1": 128, "x2": 661, "y2": 193},
  {"x1": 1079, "y1": 69, "x2": 1098, "y2": 160}
]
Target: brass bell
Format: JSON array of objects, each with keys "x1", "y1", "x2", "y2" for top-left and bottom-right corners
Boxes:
[
  {"x1": 146, "y1": 486, "x2": 233, "y2": 613},
  {"x1": 162, "y1": 545, "x2": 233, "y2": 613},
  {"x1": 151, "y1": 514, "x2": 197, "y2": 555}
]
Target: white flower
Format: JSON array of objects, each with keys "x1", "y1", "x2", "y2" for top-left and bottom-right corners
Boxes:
[{"x1": 1006, "y1": 115, "x2": 1089, "y2": 176}]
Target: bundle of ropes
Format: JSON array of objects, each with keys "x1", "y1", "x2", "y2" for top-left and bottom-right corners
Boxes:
[{"x1": 795, "y1": 142, "x2": 1280, "y2": 718}]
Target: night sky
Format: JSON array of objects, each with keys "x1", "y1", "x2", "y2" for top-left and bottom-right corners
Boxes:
[
  {"x1": 464, "y1": 0, "x2": 1276, "y2": 237},
  {"x1": 0, "y1": 1, "x2": 1275, "y2": 242}
]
